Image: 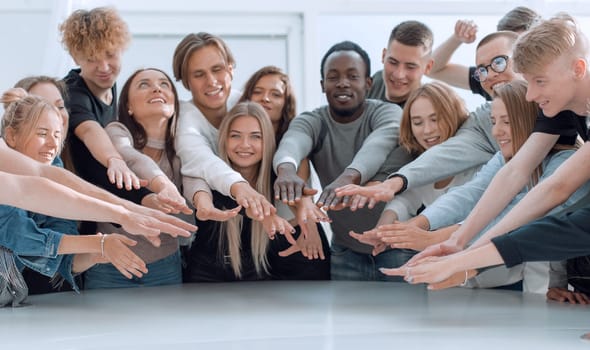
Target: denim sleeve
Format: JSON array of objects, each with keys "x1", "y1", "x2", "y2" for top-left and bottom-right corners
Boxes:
[
  {"x1": 0, "y1": 205, "x2": 64, "y2": 258},
  {"x1": 422, "y1": 152, "x2": 504, "y2": 229}
]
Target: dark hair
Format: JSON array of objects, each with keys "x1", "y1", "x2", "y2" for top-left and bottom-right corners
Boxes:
[
  {"x1": 476, "y1": 30, "x2": 519, "y2": 50},
  {"x1": 497, "y1": 6, "x2": 541, "y2": 32},
  {"x1": 172, "y1": 32, "x2": 235, "y2": 90},
  {"x1": 320, "y1": 40, "x2": 371, "y2": 79},
  {"x1": 388, "y1": 20, "x2": 434, "y2": 53},
  {"x1": 239, "y1": 66, "x2": 296, "y2": 143},
  {"x1": 117, "y1": 68, "x2": 179, "y2": 178}
]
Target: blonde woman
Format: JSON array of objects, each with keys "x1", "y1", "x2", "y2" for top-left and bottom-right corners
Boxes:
[
  {"x1": 183, "y1": 102, "x2": 326, "y2": 281},
  {"x1": 0, "y1": 89, "x2": 145, "y2": 304}
]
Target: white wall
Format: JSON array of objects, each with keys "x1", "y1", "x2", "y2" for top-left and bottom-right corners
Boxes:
[{"x1": 2, "y1": 0, "x2": 590, "y2": 114}]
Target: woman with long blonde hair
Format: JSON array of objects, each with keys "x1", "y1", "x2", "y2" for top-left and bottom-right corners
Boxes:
[{"x1": 183, "y1": 102, "x2": 327, "y2": 281}]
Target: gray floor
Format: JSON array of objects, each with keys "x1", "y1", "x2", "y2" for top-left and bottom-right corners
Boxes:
[{"x1": 1, "y1": 281, "x2": 589, "y2": 349}]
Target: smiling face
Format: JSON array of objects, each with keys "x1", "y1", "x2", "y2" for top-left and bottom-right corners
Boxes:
[
  {"x1": 9, "y1": 109, "x2": 63, "y2": 165},
  {"x1": 491, "y1": 98, "x2": 513, "y2": 159},
  {"x1": 249, "y1": 74, "x2": 286, "y2": 127},
  {"x1": 475, "y1": 37, "x2": 519, "y2": 97},
  {"x1": 522, "y1": 54, "x2": 580, "y2": 117},
  {"x1": 322, "y1": 50, "x2": 371, "y2": 122},
  {"x1": 381, "y1": 40, "x2": 433, "y2": 104},
  {"x1": 126, "y1": 69, "x2": 175, "y2": 124},
  {"x1": 226, "y1": 115, "x2": 263, "y2": 173},
  {"x1": 187, "y1": 45, "x2": 233, "y2": 118},
  {"x1": 73, "y1": 49, "x2": 122, "y2": 93},
  {"x1": 409, "y1": 96, "x2": 442, "y2": 150},
  {"x1": 28, "y1": 82, "x2": 68, "y2": 131}
]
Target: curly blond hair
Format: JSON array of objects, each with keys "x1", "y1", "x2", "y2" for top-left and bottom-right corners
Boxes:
[{"x1": 59, "y1": 7, "x2": 130, "y2": 58}]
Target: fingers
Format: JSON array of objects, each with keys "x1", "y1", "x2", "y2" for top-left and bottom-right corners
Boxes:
[
  {"x1": 367, "y1": 197, "x2": 378, "y2": 209},
  {"x1": 301, "y1": 187, "x2": 318, "y2": 196},
  {"x1": 427, "y1": 271, "x2": 466, "y2": 290},
  {"x1": 351, "y1": 195, "x2": 368, "y2": 211},
  {"x1": 379, "y1": 267, "x2": 405, "y2": 276},
  {"x1": 372, "y1": 243, "x2": 386, "y2": 256},
  {"x1": 348, "y1": 230, "x2": 363, "y2": 241},
  {"x1": 278, "y1": 245, "x2": 300, "y2": 257}
]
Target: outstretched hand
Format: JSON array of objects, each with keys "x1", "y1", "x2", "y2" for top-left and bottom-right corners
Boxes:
[{"x1": 107, "y1": 157, "x2": 145, "y2": 190}]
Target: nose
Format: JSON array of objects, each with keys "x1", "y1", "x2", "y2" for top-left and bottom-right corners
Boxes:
[
  {"x1": 206, "y1": 71, "x2": 218, "y2": 85},
  {"x1": 262, "y1": 92, "x2": 271, "y2": 102},
  {"x1": 491, "y1": 122, "x2": 503, "y2": 138},
  {"x1": 336, "y1": 78, "x2": 350, "y2": 88},
  {"x1": 153, "y1": 84, "x2": 162, "y2": 92},
  {"x1": 47, "y1": 134, "x2": 59, "y2": 148},
  {"x1": 97, "y1": 59, "x2": 109, "y2": 72},
  {"x1": 423, "y1": 120, "x2": 435, "y2": 135}
]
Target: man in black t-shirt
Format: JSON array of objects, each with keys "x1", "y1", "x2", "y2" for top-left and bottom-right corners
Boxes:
[{"x1": 60, "y1": 7, "x2": 143, "y2": 196}]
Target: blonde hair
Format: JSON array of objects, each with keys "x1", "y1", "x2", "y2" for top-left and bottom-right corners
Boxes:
[
  {"x1": 513, "y1": 13, "x2": 588, "y2": 75},
  {"x1": 172, "y1": 32, "x2": 235, "y2": 90},
  {"x1": 400, "y1": 81, "x2": 468, "y2": 155},
  {"x1": 216, "y1": 102, "x2": 276, "y2": 278},
  {"x1": 1, "y1": 88, "x2": 63, "y2": 153},
  {"x1": 59, "y1": 7, "x2": 130, "y2": 59}
]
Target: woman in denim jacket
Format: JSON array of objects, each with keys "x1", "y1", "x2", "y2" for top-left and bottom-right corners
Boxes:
[{"x1": 0, "y1": 89, "x2": 146, "y2": 305}]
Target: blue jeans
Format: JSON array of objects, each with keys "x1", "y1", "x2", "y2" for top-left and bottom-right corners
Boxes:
[
  {"x1": 330, "y1": 243, "x2": 416, "y2": 281},
  {"x1": 84, "y1": 250, "x2": 182, "y2": 289}
]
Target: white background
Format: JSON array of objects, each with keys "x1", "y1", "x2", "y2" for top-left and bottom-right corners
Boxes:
[{"x1": 1, "y1": 0, "x2": 589, "y2": 114}]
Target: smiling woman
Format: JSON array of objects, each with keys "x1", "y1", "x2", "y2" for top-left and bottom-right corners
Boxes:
[{"x1": 87, "y1": 68, "x2": 194, "y2": 289}]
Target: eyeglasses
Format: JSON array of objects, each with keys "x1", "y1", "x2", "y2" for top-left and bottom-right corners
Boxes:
[{"x1": 473, "y1": 55, "x2": 509, "y2": 82}]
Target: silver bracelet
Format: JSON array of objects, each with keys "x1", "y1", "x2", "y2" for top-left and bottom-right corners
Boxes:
[
  {"x1": 100, "y1": 234, "x2": 107, "y2": 258},
  {"x1": 460, "y1": 270, "x2": 469, "y2": 287}
]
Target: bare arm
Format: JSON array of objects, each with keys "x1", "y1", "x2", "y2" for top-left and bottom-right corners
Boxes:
[
  {"x1": 427, "y1": 19, "x2": 477, "y2": 90},
  {"x1": 450, "y1": 133, "x2": 559, "y2": 248},
  {"x1": 470, "y1": 140, "x2": 590, "y2": 248},
  {"x1": 75, "y1": 120, "x2": 141, "y2": 190}
]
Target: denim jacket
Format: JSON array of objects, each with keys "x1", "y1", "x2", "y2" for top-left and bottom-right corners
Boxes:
[
  {"x1": 0, "y1": 205, "x2": 79, "y2": 291},
  {"x1": 0, "y1": 156, "x2": 80, "y2": 291}
]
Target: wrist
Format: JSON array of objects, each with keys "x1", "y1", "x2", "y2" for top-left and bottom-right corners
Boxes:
[
  {"x1": 230, "y1": 181, "x2": 248, "y2": 199},
  {"x1": 107, "y1": 156, "x2": 124, "y2": 166},
  {"x1": 341, "y1": 168, "x2": 362, "y2": 184},
  {"x1": 277, "y1": 162, "x2": 297, "y2": 176},
  {"x1": 386, "y1": 174, "x2": 407, "y2": 195}
]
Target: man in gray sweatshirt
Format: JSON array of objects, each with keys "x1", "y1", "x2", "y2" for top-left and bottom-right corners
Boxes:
[{"x1": 273, "y1": 41, "x2": 411, "y2": 280}]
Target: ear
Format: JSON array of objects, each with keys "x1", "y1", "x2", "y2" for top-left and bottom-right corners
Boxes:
[
  {"x1": 381, "y1": 48, "x2": 387, "y2": 64},
  {"x1": 573, "y1": 58, "x2": 587, "y2": 80},
  {"x1": 320, "y1": 80, "x2": 325, "y2": 93},
  {"x1": 424, "y1": 58, "x2": 435, "y2": 75},
  {"x1": 4, "y1": 127, "x2": 17, "y2": 148},
  {"x1": 227, "y1": 64, "x2": 234, "y2": 80},
  {"x1": 365, "y1": 76, "x2": 373, "y2": 91}
]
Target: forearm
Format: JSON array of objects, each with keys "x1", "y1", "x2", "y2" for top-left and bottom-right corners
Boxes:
[
  {"x1": 72, "y1": 253, "x2": 97, "y2": 273},
  {"x1": 468, "y1": 180, "x2": 566, "y2": 249},
  {"x1": 11, "y1": 175, "x2": 125, "y2": 223},
  {"x1": 377, "y1": 209, "x2": 398, "y2": 227},
  {"x1": 452, "y1": 133, "x2": 559, "y2": 247},
  {"x1": 58, "y1": 234, "x2": 102, "y2": 255},
  {"x1": 429, "y1": 35, "x2": 463, "y2": 74},
  {"x1": 408, "y1": 214, "x2": 430, "y2": 230},
  {"x1": 451, "y1": 243, "x2": 505, "y2": 273},
  {"x1": 39, "y1": 165, "x2": 131, "y2": 209}
]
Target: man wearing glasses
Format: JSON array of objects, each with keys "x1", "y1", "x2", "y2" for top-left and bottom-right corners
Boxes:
[{"x1": 336, "y1": 30, "x2": 584, "y2": 220}]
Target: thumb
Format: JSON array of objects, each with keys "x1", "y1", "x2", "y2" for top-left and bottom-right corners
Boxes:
[
  {"x1": 116, "y1": 234, "x2": 138, "y2": 247},
  {"x1": 302, "y1": 187, "x2": 318, "y2": 196},
  {"x1": 279, "y1": 245, "x2": 300, "y2": 257}
]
